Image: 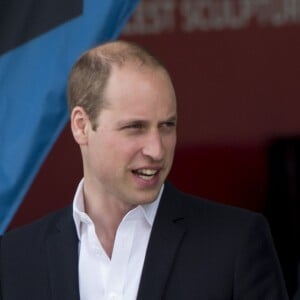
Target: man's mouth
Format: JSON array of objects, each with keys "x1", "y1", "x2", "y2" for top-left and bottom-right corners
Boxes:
[{"x1": 132, "y1": 168, "x2": 159, "y2": 181}]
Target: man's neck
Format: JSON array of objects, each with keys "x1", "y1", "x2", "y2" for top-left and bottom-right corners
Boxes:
[{"x1": 83, "y1": 187, "x2": 136, "y2": 258}]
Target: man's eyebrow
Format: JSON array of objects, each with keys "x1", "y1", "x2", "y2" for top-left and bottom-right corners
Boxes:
[
  {"x1": 161, "y1": 115, "x2": 177, "y2": 123},
  {"x1": 115, "y1": 114, "x2": 177, "y2": 127},
  {"x1": 115, "y1": 119, "x2": 147, "y2": 127},
  {"x1": 166, "y1": 115, "x2": 177, "y2": 122}
]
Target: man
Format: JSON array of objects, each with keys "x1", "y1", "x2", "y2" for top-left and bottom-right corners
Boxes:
[{"x1": 0, "y1": 40, "x2": 289, "y2": 299}]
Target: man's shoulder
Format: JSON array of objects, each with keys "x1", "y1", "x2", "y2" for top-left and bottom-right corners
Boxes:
[
  {"x1": 164, "y1": 181, "x2": 267, "y2": 232},
  {"x1": 2, "y1": 205, "x2": 73, "y2": 246}
]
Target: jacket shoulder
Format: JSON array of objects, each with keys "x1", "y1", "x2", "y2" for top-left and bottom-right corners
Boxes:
[
  {"x1": 164, "y1": 181, "x2": 268, "y2": 233},
  {"x1": 1, "y1": 205, "x2": 73, "y2": 247}
]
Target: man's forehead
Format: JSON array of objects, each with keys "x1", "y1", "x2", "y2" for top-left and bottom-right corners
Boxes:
[{"x1": 100, "y1": 61, "x2": 175, "y2": 110}]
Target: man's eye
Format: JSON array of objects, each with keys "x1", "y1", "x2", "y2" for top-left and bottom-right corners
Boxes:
[
  {"x1": 123, "y1": 123, "x2": 145, "y2": 131},
  {"x1": 166, "y1": 121, "x2": 176, "y2": 127},
  {"x1": 161, "y1": 121, "x2": 176, "y2": 129},
  {"x1": 127, "y1": 123, "x2": 143, "y2": 129}
]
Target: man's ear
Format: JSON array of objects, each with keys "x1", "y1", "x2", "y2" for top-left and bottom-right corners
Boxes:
[{"x1": 71, "y1": 106, "x2": 90, "y2": 145}]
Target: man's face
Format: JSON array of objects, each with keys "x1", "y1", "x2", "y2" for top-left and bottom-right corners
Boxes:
[{"x1": 83, "y1": 64, "x2": 177, "y2": 208}]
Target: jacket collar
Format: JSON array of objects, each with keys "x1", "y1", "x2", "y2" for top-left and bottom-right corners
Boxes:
[
  {"x1": 46, "y1": 207, "x2": 80, "y2": 300},
  {"x1": 137, "y1": 182, "x2": 187, "y2": 300}
]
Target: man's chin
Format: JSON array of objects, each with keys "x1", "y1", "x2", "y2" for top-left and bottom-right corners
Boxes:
[{"x1": 131, "y1": 187, "x2": 162, "y2": 205}]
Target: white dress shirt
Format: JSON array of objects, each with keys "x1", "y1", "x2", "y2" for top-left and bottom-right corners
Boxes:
[{"x1": 73, "y1": 179, "x2": 162, "y2": 300}]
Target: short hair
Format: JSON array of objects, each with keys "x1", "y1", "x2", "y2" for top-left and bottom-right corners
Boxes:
[{"x1": 67, "y1": 40, "x2": 168, "y2": 130}]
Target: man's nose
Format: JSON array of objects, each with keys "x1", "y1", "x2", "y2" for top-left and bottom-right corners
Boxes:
[{"x1": 142, "y1": 131, "x2": 164, "y2": 161}]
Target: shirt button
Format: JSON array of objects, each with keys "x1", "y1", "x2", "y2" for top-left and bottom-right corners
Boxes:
[
  {"x1": 108, "y1": 292, "x2": 118, "y2": 300},
  {"x1": 93, "y1": 247, "x2": 101, "y2": 256},
  {"x1": 81, "y1": 215, "x2": 90, "y2": 224}
]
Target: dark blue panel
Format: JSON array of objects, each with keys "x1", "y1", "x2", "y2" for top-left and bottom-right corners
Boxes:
[{"x1": 0, "y1": 0, "x2": 83, "y2": 55}]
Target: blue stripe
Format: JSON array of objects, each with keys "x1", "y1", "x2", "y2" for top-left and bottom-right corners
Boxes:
[{"x1": 0, "y1": 0, "x2": 140, "y2": 233}]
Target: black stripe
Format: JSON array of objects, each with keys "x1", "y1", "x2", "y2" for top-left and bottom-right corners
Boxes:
[{"x1": 0, "y1": 0, "x2": 83, "y2": 55}]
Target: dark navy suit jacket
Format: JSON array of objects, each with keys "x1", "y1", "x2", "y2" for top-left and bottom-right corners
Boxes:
[{"x1": 0, "y1": 182, "x2": 289, "y2": 299}]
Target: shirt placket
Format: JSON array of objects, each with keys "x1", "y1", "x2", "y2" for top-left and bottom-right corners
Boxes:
[{"x1": 104, "y1": 219, "x2": 136, "y2": 300}]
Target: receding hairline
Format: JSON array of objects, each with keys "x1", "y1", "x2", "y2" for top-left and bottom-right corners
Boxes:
[{"x1": 85, "y1": 40, "x2": 167, "y2": 70}]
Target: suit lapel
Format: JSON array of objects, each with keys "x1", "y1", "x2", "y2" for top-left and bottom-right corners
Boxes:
[
  {"x1": 46, "y1": 208, "x2": 80, "y2": 300},
  {"x1": 137, "y1": 183, "x2": 187, "y2": 300}
]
